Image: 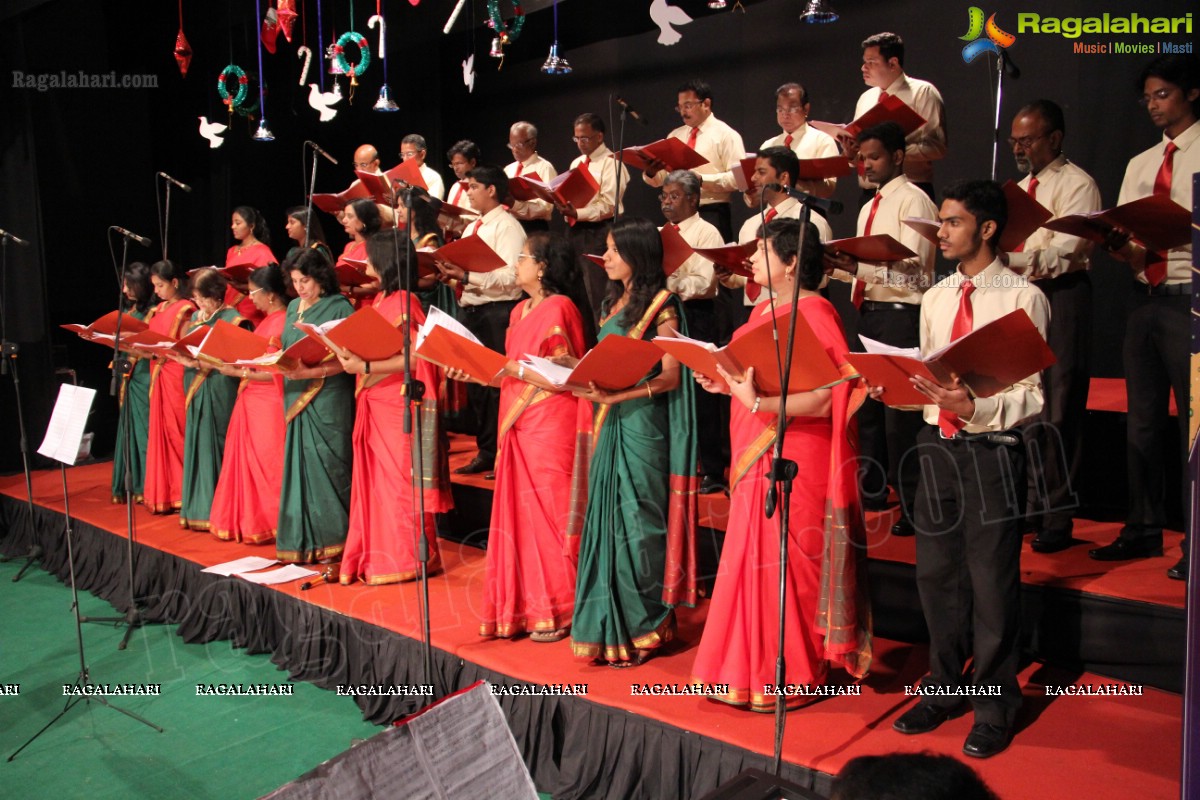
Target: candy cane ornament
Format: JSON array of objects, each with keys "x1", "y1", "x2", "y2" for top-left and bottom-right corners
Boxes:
[
  {"x1": 368, "y1": 14, "x2": 386, "y2": 60},
  {"x1": 297, "y1": 46, "x2": 313, "y2": 85}
]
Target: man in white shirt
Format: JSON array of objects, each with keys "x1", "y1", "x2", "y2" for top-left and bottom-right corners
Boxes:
[
  {"x1": 884, "y1": 180, "x2": 1048, "y2": 759},
  {"x1": 661, "y1": 170, "x2": 726, "y2": 494},
  {"x1": 750, "y1": 82, "x2": 840, "y2": 201},
  {"x1": 435, "y1": 165, "x2": 526, "y2": 476},
  {"x1": 504, "y1": 121, "x2": 557, "y2": 233},
  {"x1": 557, "y1": 112, "x2": 629, "y2": 322},
  {"x1": 345, "y1": 143, "x2": 394, "y2": 228},
  {"x1": 845, "y1": 32, "x2": 947, "y2": 201},
  {"x1": 400, "y1": 134, "x2": 446, "y2": 200},
  {"x1": 826, "y1": 122, "x2": 937, "y2": 534},
  {"x1": 1090, "y1": 54, "x2": 1199, "y2": 581},
  {"x1": 644, "y1": 79, "x2": 746, "y2": 242},
  {"x1": 443, "y1": 140, "x2": 481, "y2": 238},
  {"x1": 1003, "y1": 100, "x2": 1102, "y2": 554}
]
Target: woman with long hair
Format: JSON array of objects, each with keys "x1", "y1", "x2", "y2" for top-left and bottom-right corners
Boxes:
[
  {"x1": 476, "y1": 232, "x2": 591, "y2": 641},
  {"x1": 335, "y1": 231, "x2": 453, "y2": 584},
  {"x1": 570, "y1": 217, "x2": 699, "y2": 667},
  {"x1": 168, "y1": 269, "x2": 252, "y2": 531},
  {"x1": 139, "y1": 260, "x2": 195, "y2": 514},
  {"x1": 209, "y1": 264, "x2": 289, "y2": 544},
  {"x1": 275, "y1": 249, "x2": 355, "y2": 563},
  {"x1": 226, "y1": 205, "x2": 275, "y2": 326},
  {"x1": 111, "y1": 261, "x2": 156, "y2": 503},
  {"x1": 337, "y1": 198, "x2": 382, "y2": 306},
  {"x1": 690, "y1": 218, "x2": 872, "y2": 709},
  {"x1": 283, "y1": 206, "x2": 333, "y2": 265}
]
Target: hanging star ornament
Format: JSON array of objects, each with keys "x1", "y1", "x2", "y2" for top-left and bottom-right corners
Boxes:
[
  {"x1": 277, "y1": 0, "x2": 298, "y2": 42},
  {"x1": 174, "y1": 29, "x2": 193, "y2": 77}
]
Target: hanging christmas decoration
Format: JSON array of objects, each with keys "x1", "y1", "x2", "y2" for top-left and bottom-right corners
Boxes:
[
  {"x1": 174, "y1": 0, "x2": 192, "y2": 77},
  {"x1": 540, "y1": 0, "x2": 571, "y2": 75},
  {"x1": 307, "y1": 82, "x2": 342, "y2": 121},
  {"x1": 217, "y1": 64, "x2": 250, "y2": 112},
  {"x1": 297, "y1": 45, "x2": 313, "y2": 84},
  {"x1": 254, "y1": 0, "x2": 275, "y2": 141},
  {"x1": 707, "y1": 0, "x2": 727, "y2": 8},
  {"x1": 262, "y1": 6, "x2": 280, "y2": 54},
  {"x1": 486, "y1": 0, "x2": 525, "y2": 60},
  {"x1": 332, "y1": 30, "x2": 370, "y2": 99},
  {"x1": 649, "y1": 0, "x2": 692, "y2": 46},
  {"x1": 369, "y1": 10, "x2": 398, "y2": 111},
  {"x1": 277, "y1": 0, "x2": 298, "y2": 42},
  {"x1": 199, "y1": 116, "x2": 228, "y2": 148},
  {"x1": 462, "y1": 53, "x2": 476, "y2": 93}
]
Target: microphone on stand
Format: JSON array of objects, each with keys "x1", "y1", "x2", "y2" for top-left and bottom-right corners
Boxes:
[
  {"x1": 0, "y1": 228, "x2": 30, "y2": 247},
  {"x1": 616, "y1": 97, "x2": 650, "y2": 126},
  {"x1": 763, "y1": 184, "x2": 843, "y2": 215},
  {"x1": 111, "y1": 227, "x2": 152, "y2": 247},
  {"x1": 157, "y1": 172, "x2": 193, "y2": 192},
  {"x1": 305, "y1": 140, "x2": 339, "y2": 165},
  {"x1": 1001, "y1": 49, "x2": 1021, "y2": 79}
]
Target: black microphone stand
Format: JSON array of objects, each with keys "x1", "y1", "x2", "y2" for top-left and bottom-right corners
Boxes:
[
  {"x1": 0, "y1": 230, "x2": 41, "y2": 581},
  {"x1": 304, "y1": 146, "x2": 320, "y2": 251},
  {"x1": 612, "y1": 98, "x2": 627, "y2": 225},
  {"x1": 759, "y1": 196, "x2": 817, "y2": 776},
  {"x1": 392, "y1": 187, "x2": 437, "y2": 699},
  {"x1": 79, "y1": 228, "x2": 156, "y2": 650},
  {"x1": 160, "y1": 176, "x2": 174, "y2": 261},
  {"x1": 989, "y1": 49, "x2": 1021, "y2": 180}
]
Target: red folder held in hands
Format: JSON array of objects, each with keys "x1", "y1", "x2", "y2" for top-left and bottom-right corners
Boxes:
[
  {"x1": 508, "y1": 167, "x2": 600, "y2": 210},
  {"x1": 690, "y1": 242, "x2": 757, "y2": 277},
  {"x1": 796, "y1": 156, "x2": 854, "y2": 181},
  {"x1": 660, "y1": 223, "x2": 695, "y2": 277},
  {"x1": 825, "y1": 234, "x2": 916, "y2": 262},
  {"x1": 998, "y1": 180, "x2": 1053, "y2": 252},
  {"x1": 297, "y1": 306, "x2": 408, "y2": 362},
  {"x1": 1041, "y1": 194, "x2": 1190, "y2": 253},
  {"x1": 523, "y1": 335, "x2": 663, "y2": 392},
  {"x1": 846, "y1": 308, "x2": 1055, "y2": 407},
  {"x1": 617, "y1": 138, "x2": 709, "y2": 172},
  {"x1": 311, "y1": 182, "x2": 373, "y2": 215},
  {"x1": 61, "y1": 310, "x2": 149, "y2": 343},
  {"x1": 811, "y1": 94, "x2": 927, "y2": 142},
  {"x1": 415, "y1": 325, "x2": 508, "y2": 386},
  {"x1": 433, "y1": 236, "x2": 508, "y2": 273}
]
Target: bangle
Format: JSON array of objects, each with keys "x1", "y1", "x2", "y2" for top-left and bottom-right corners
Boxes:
[
  {"x1": 751, "y1": 396, "x2": 761, "y2": 414},
  {"x1": 364, "y1": 360, "x2": 371, "y2": 375},
  {"x1": 517, "y1": 364, "x2": 525, "y2": 381},
  {"x1": 646, "y1": 383, "x2": 654, "y2": 399},
  {"x1": 242, "y1": 368, "x2": 249, "y2": 379},
  {"x1": 321, "y1": 365, "x2": 328, "y2": 378}
]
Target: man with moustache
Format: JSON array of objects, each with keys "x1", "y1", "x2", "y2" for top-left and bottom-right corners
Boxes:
[
  {"x1": 750, "y1": 82, "x2": 840, "y2": 203},
  {"x1": 400, "y1": 134, "x2": 446, "y2": 200},
  {"x1": 504, "y1": 121, "x2": 557, "y2": 233}
]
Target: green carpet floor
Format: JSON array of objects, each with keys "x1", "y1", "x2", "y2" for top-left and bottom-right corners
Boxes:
[{"x1": 0, "y1": 558, "x2": 385, "y2": 799}]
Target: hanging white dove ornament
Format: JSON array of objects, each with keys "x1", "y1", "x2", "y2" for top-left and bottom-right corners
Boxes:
[
  {"x1": 649, "y1": 0, "x2": 693, "y2": 46},
  {"x1": 462, "y1": 54, "x2": 476, "y2": 93},
  {"x1": 198, "y1": 116, "x2": 228, "y2": 149},
  {"x1": 307, "y1": 82, "x2": 342, "y2": 122}
]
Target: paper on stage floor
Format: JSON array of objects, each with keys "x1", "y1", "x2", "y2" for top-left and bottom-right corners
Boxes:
[
  {"x1": 201, "y1": 556, "x2": 280, "y2": 576},
  {"x1": 37, "y1": 384, "x2": 97, "y2": 465},
  {"x1": 238, "y1": 564, "x2": 319, "y2": 585}
]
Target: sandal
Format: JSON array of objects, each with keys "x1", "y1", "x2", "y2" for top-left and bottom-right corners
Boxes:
[{"x1": 529, "y1": 628, "x2": 570, "y2": 643}]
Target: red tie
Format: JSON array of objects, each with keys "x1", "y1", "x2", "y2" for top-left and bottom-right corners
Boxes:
[
  {"x1": 1012, "y1": 176, "x2": 1038, "y2": 253},
  {"x1": 745, "y1": 208, "x2": 779, "y2": 303},
  {"x1": 515, "y1": 161, "x2": 525, "y2": 177},
  {"x1": 851, "y1": 192, "x2": 882, "y2": 309},
  {"x1": 937, "y1": 281, "x2": 976, "y2": 437},
  {"x1": 470, "y1": 219, "x2": 482, "y2": 236},
  {"x1": 783, "y1": 133, "x2": 794, "y2": 149},
  {"x1": 878, "y1": 90, "x2": 891, "y2": 103},
  {"x1": 686, "y1": 126, "x2": 699, "y2": 150},
  {"x1": 1145, "y1": 141, "x2": 1178, "y2": 287}
]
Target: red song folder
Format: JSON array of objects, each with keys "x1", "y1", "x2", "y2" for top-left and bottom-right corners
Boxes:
[
  {"x1": 1041, "y1": 194, "x2": 1190, "y2": 253},
  {"x1": 998, "y1": 180, "x2": 1053, "y2": 252},
  {"x1": 616, "y1": 138, "x2": 709, "y2": 172},
  {"x1": 434, "y1": 235, "x2": 508, "y2": 273},
  {"x1": 508, "y1": 167, "x2": 600, "y2": 210},
  {"x1": 61, "y1": 310, "x2": 149, "y2": 343},
  {"x1": 659, "y1": 223, "x2": 695, "y2": 276},
  {"x1": 845, "y1": 308, "x2": 1055, "y2": 406},
  {"x1": 796, "y1": 156, "x2": 854, "y2": 180},
  {"x1": 522, "y1": 335, "x2": 664, "y2": 392},
  {"x1": 415, "y1": 325, "x2": 508, "y2": 386},
  {"x1": 689, "y1": 242, "x2": 757, "y2": 278},
  {"x1": 193, "y1": 319, "x2": 271, "y2": 366},
  {"x1": 311, "y1": 181, "x2": 373, "y2": 215},
  {"x1": 811, "y1": 94, "x2": 927, "y2": 142},
  {"x1": 334, "y1": 262, "x2": 377, "y2": 287},
  {"x1": 825, "y1": 234, "x2": 917, "y2": 262},
  {"x1": 296, "y1": 305, "x2": 407, "y2": 362},
  {"x1": 734, "y1": 154, "x2": 758, "y2": 193},
  {"x1": 384, "y1": 159, "x2": 429, "y2": 192}
]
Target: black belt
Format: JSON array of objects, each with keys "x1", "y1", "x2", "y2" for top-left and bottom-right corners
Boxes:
[
  {"x1": 934, "y1": 426, "x2": 1022, "y2": 447},
  {"x1": 1142, "y1": 282, "x2": 1190, "y2": 297},
  {"x1": 860, "y1": 301, "x2": 920, "y2": 313}
]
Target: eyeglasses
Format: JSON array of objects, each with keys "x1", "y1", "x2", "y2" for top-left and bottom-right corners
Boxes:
[
  {"x1": 658, "y1": 192, "x2": 687, "y2": 202},
  {"x1": 1139, "y1": 87, "x2": 1178, "y2": 106},
  {"x1": 572, "y1": 136, "x2": 595, "y2": 144},
  {"x1": 1006, "y1": 133, "x2": 1048, "y2": 149},
  {"x1": 506, "y1": 139, "x2": 535, "y2": 151},
  {"x1": 674, "y1": 101, "x2": 703, "y2": 113},
  {"x1": 248, "y1": 287, "x2": 264, "y2": 296},
  {"x1": 352, "y1": 161, "x2": 375, "y2": 169},
  {"x1": 516, "y1": 253, "x2": 536, "y2": 261},
  {"x1": 398, "y1": 151, "x2": 419, "y2": 160},
  {"x1": 775, "y1": 106, "x2": 805, "y2": 115}
]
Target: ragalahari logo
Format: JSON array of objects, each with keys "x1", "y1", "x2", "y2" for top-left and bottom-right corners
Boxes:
[{"x1": 960, "y1": 7, "x2": 1017, "y2": 63}]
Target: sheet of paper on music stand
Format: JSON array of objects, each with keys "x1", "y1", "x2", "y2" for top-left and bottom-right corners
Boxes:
[
  {"x1": 37, "y1": 384, "x2": 97, "y2": 465},
  {"x1": 238, "y1": 564, "x2": 319, "y2": 585},
  {"x1": 201, "y1": 556, "x2": 281, "y2": 576}
]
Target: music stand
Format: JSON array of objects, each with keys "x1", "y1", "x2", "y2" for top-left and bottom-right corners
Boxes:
[{"x1": 8, "y1": 384, "x2": 162, "y2": 762}]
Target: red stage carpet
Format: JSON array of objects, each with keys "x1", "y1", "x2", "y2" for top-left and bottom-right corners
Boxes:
[{"x1": 0, "y1": 462, "x2": 1183, "y2": 799}]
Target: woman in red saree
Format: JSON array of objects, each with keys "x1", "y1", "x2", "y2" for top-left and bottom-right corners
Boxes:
[
  {"x1": 335, "y1": 230, "x2": 453, "y2": 584},
  {"x1": 226, "y1": 206, "x2": 276, "y2": 327},
  {"x1": 337, "y1": 198, "x2": 382, "y2": 308},
  {"x1": 477, "y1": 232, "x2": 592, "y2": 642},
  {"x1": 209, "y1": 265, "x2": 289, "y2": 544},
  {"x1": 690, "y1": 218, "x2": 872, "y2": 710},
  {"x1": 139, "y1": 260, "x2": 196, "y2": 514}
]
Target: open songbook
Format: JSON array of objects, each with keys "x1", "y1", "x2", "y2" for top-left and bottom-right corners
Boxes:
[
  {"x1": 653, "y1": 309, "x2": 844, "y2": 396},
  {"x1": 125, "y1": 324, "x2": 208, "y2": 358},
  {"x1": 294, "y1": 305, "x2": 408, "y2": 362},
  {"x1": 508, "y1": 167, "x2": 600, "y2": 210},
  {"x1": 811, "y1": 94, "x2": 927, "y2": 142},
  {"x1": 616, "y1": 138, "x2": 709, "y2": 172},
  {"x1": 845, "y1": 308, "x2": 1056, "y2": 407},
  {"x1": 518, "y1": 335, "x2": 663, "y2": 392},
  {"x1": 1040, "y1": 194, "x2": 1190, "y2": 253},
  {"x1": 61, "y1": 310, "x2": 149, "y2": 345},
  {"x1": 825, "y1": 234, "x2": 917, "y2": 262},
  {"x1": 414, "y1": 306, "x2": 508, "y2": 385},
  {"x1": 183, "y1": 319, "x2": 270, "y2": 367}
]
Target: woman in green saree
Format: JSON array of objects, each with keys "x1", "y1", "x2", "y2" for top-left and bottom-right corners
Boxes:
[
  {"x1": 111, "y1": 262, "x2": 156, "y2": 503},
  {"x1": 570, "y1": 216, "x2": 699, "y2": 667},
  {"x1": 276, "y1": 249, "x2": 355, "y2": 563},
  {"x1": 171, "y1": 268, "x2": 251, "y2": 530}
]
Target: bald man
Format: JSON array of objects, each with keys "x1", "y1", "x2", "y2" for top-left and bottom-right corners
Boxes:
[{"x1": 504, "y1": 121, "x2": 557, "y2": 233}]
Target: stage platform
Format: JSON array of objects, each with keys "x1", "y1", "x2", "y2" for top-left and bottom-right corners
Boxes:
[{"x1": 0, "y1": 457, "x2": 1184, "y2": 800}]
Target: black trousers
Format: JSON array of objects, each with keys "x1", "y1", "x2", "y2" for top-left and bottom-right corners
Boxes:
[
  {"x1": 519, "y1": 219, "x2": 550, "y2": 234},
  {"x1": 684, "y1": 298, "x2": 730, "y2": 481},
  {"x1": 568, "y1": 220, "x2": 610, "y2": 326},
  {"x1": 1025, "y1": 272, "x2": 1091, "y2": 537},
  {"x1": 853, "y1": 305, "x2": 924, "y2": 519},
  {"x1": 460, "y1": 299, "x2": 518, "y2": 462},
  {"x1": 912, "y1": 426, "x2": 1026, "y2": 727},
  {"x1": 1122, "y1": 292, "x2": 1189, "y2": 549}
]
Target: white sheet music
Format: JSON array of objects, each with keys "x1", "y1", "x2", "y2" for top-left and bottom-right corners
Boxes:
[
  {"x1": 416, "y1": 305, "x2": 483, "y2": 350},
  {"x1": 37, "y1": 384, "x2": 96, "y2": 465},
  {"x1": 201, "y1": 556, "x2": 280, "y2": 576},
  {"x1": 518, "y1": 355, "x2": 573, "y2": 387},
  {"x1": 860, "y1": 335, "x2": 921, "y2": 359},
  {"x1": 238, "y1": 564, "x2": 318, "y2": 585}
]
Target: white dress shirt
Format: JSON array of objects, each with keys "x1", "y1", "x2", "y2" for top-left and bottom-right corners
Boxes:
[
  {"x1": 663, "y1": 213, "x2": 724, "y2": 300},
  {"x1": 644, "y1": 114, "x2": 747, "y2": 206},
  {"x1": 732, "y1": 197, "x2": 832, "y2": 305},
  {"x1": 418, "y1": 163, "x2": 445, "y2": 200},
  {"x1": 855, "y1": 74, "x2": 947, "y2": 187},
  {"x1": 460, "y1": 205, "x2": 526, "y2": 305},
  {"x1": 760, "y1": 123, "x2": 841, "y2": 198},
  {"x1": 505, "y1": 154, "x2": 558, "y2": 222},
  {"x1": 568, "y1": 144, "x2": 629, "y2": 222},
  {"x1": 1006, "y1": 156, "x2": 1102, "y2": 280}
]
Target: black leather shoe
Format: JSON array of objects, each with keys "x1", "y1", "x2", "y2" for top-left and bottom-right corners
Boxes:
[
  {"x1": 862, "y1": 496, "x2": 892, "y2": 512},
  {"x1": 892, "y1": 703, "x2": 960, "y2": 735},
  {"x1": 962, "y1": 722, "x2": 1011, "y2": 758},
  {"x1": 698, "y1": 476, "x2": 727, "y2": 495},
  {"x1": 455, "y1": 455, "x2": 494, "y2": 475},
  {"x1": 1088, "y1": 538, "x2": 1163, "y2": 561},
  {"x1": 1031, "y1": 533, "x2": 1072, "y2": 554},
  {"x1": 1167, "y1": 556, "x2": 1188, "y2": 581},
  {"x1": 891, "y1": 518, "x2": 915, "y2": 537}
]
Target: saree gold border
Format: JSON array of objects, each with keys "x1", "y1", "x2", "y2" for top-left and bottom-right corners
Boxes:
[
  {"x1": 146, "y1": 499, "x2": 182, "y2": 513},
  {"x1": 183, "y1": 369, "x2": 210, "y2": 409},
  {"x1": 571, "y1": 611, "x2": 675, "y2": 662},
  {"x1": 592, "y1": 290, "x2": 673, "y2": 442},
  {"x1": 417, "y1": 401, "x2": 442, "y2": 488},
  {"x1": 276, "y1": 543, "x2": 344, "y2": 564},
  {"x1": 729, "y1": 422, "x2": 779, "y2": 492},
  {"x1": 481, "y1": 611, "x2": 572, "y2": 639},
  {"x1": 284, "y1": 377, "x2": 325, "y2": 424},
  {"x1": 213, "y1": 526, "x2": 277, "y2": 544},
  {"x1": 179, "y1": 518, "x2": 211, "y2": 531},
  {"x1": 339, "y1": 558, "x2": 441, "y2": 586}
]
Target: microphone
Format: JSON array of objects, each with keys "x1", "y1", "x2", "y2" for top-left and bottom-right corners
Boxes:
[
  {"x1": 112, "y1": 226, "x2": 152, "y2": 247},
  {"x1": 157, "y1": 172, "x2": 193, "y2": 192},
  {"x1": 1001, "y1": 49, "x2": 1021, "y2": 79},
  {"x1": 764, "y1": 184, "x2": 843, "y2": 215},
  {"x1": 616, "y1": 97, "x2": 650, "y2": 126},
  {"x1": 306, "y1": 140, "x2": 339, "y2": 165},
  {"x1": 0, "y1": 228, "x2": 30, "y2": 246}
]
